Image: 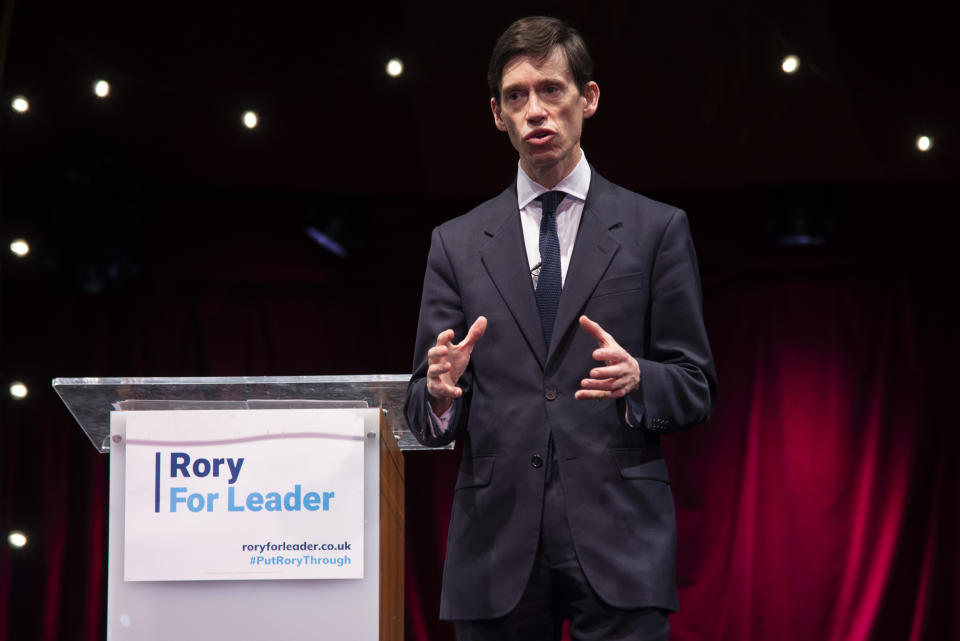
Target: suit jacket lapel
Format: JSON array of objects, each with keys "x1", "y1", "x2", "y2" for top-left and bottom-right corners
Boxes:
[
  {"x1": 479, "y1": 186, "x2": 548, "y2": 369},
  {"x1": 546, "y1": 172, "x2": 621, "y2": 366}
]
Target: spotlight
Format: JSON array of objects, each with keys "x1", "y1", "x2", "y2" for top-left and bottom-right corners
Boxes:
[
  {"x1": 781, "y1": 55, "x2": 800, "y2": 74},
  {"x1": 9, "y1": 382, "x2": 28, "y2": 399},
  {"x1": 243, "y1": 110, "x2": 258, "y2": 129},
  {"x1": 8, "y1": 531, "x2": 27, "y2": 549},
  {"x1": 10, "y1": 239, "x2": 29, "y2": 257},
  {"x1": 916, "y1": 135, "x2": 932, "y2": 152},
  {"x1": 386, "y1": 58, "x2": 404, "y2": 77},
  {"x1": 11, "y1": 95, "x2": 29, "y2": 113},
  {"x1": 306, "y1": 226, "x2": 348, "y2": 258},
  {"x1": 94, "y1": 80, "x2": 110, "y2": 98}
]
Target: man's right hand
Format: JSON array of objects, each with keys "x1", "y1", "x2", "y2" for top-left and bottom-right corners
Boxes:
[{"x1": 427, "y1": 316, "x2": 487, "y2": 416}]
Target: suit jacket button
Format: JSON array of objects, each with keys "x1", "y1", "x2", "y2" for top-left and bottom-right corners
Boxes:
[
  {"x1": 531, "y1": 455, "x2": 543, "y2": 469},
  {"x1": 544, "y1": 387, "x2": 558, "y2": 400}
]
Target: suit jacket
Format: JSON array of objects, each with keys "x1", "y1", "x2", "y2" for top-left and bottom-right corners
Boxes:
[{"x1": 404, "y1": 170, "x2": 718, "y2": 621}]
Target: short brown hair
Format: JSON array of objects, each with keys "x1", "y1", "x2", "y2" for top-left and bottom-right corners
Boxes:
[{"x1": 488, "y1": 16, "x2": 594, "y2": 104}]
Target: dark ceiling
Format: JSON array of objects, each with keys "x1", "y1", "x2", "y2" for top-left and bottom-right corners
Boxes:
[{"x1": 1, "y1": 0, "x2": 958, "y2": 196}]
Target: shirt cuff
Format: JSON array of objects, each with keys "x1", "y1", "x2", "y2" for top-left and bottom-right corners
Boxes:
[
  {"x1": 427, "y1": 396, "x2": 456, "y2": 437},
  {"x1": 624, "y1": 396, "x2": 646, "y2": 428}
]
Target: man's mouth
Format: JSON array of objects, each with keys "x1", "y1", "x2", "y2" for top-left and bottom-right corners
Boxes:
[{"x1": 525, "y1": 129, "x2": 555, "y2": 144}]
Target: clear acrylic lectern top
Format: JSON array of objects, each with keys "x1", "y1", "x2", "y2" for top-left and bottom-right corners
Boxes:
[{"x1": 52, "y1": 374, "x2": 444, "y2": 452}]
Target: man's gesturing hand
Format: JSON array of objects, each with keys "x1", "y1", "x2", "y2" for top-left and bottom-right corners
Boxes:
[
  {"x1": 427, "y1": 316, "x2": 488, "y2": 416},
  {"x1": 575, "y1": 315, "x2": 642, "y2": 401}
]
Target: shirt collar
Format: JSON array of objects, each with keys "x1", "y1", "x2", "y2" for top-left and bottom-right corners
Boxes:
[{"x1": 516, "y1": 151, "x2": 591, "y2": 210}]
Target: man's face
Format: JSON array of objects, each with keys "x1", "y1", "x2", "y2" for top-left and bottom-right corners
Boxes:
[{"x1": 491, "y1": 47, "x2": 599, "y2": 185}]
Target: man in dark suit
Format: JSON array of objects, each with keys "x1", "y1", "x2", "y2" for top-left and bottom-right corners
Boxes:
[{"x1": 404, "y1": 16, "x2": 717, "y2": 641}]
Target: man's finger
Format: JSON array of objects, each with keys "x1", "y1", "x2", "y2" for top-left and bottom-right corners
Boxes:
[
  {"x1": 580, "y1": 377, "x2": 617, "y2": 390},
  {"x1": 458, "y1": 316, "x2": 488, "y2": 349},
  {"x1": 589, "y1": 364, "x2": 626, "y2": 379},
  {"x1": 428, "y1": 382, "x2": 463, "y2": 399},
  {"x1": 428, "y1": 345, "x2": 449, "y2": 362},
  {"x1": 574, "y1": 389, "x2": 609, "y2": 400},
  {"x1": 581, "y1": 373, "x2": 633, "y2": 390},
  {"x1": 436, "y1": 328, "x2": 455, "y2": 346},
  {"x1": 592, "y1": 347, "x2": 625, "y2": 364},
  {"x1": 575, "y1": 384, "x2": 630, "y2": 400},
  {"x1": 579, "y1": 315, "x2": 611, "y2": 345},
  {"x1": 428, "y1": 362, "x2": 452, "y2": 378}
]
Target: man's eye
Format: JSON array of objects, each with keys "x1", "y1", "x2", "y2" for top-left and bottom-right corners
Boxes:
[{"x1": 507, "y1": 92, "x2": 522, "y2": 101}]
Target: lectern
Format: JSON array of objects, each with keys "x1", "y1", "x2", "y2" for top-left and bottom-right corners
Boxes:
[{"x1": 54, "y1": 375, "x2": 439, "y2": 641}]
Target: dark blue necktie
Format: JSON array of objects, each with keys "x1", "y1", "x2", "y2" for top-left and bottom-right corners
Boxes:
[
  {"x1": 535, "y1": 191, "x2": 565, "y2": 347},
  {"x1": 535, "y1": 191, "x2": 565, "y2": 485}
]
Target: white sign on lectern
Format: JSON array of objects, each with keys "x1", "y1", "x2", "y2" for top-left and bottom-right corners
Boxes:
[{"x1": 123, "y1": 408, "x2": 365, "y2": 581}]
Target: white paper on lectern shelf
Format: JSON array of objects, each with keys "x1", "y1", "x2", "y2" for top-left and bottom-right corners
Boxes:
[{"x1": 122, "y1": 408, "x2": 365, "y2": 581}]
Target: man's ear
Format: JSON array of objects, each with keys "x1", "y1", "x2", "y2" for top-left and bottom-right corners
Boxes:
[
  {"x1": 491, "y1": 97, "x2": 507, "y2": 131},
  {"x1": 582, "y1": 81, "x2": 600, "y2": 119}
]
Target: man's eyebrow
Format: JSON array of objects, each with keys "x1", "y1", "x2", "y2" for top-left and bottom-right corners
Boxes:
[{"x1": 502, "y1": 77, "x2": 567, "y2": 94}]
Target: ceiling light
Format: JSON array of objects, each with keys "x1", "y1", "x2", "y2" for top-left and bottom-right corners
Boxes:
[
  {"x1": 94, "y1": 80, "x2": 110, "y2": 98},
  {"x1": 916, "y1": 135, "x2": 932, "y2": 152},
  {"x1": 9, "y1": 382, "x2": 28, "y2": 399},
  {"x1": 243, "y1": 110, "x2": 258, "y2": 129},
  {"x1": 11, "y1": 96, "x2": 29, "y2": 113},
  {"x1": 8, "y1": 531, "x2": 27, "y2": 548},
  {"x1": 386, "y1": 58, "x2": 404, "y2": 77},
  {"x1": 10, "y1": 239, "x2": 29, "y2": 257},
  {"x1": 781, "y1": 55, "x2": 800, "y2": 74}
]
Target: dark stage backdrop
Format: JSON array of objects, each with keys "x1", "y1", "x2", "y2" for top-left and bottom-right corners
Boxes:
[
  {"x1": 405, "y1": 254, "x2": 960, "y2": 641},
  {"x1": 0, "y1": 183, "x2": 957, "y2": 640}
]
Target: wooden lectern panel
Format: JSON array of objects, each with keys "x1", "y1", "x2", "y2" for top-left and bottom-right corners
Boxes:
[{"x1": 380, "y1": 412, "x2": 405, "y2": 641}]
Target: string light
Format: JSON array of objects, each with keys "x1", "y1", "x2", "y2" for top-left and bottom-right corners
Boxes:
[
  {"x1": 9, "y1": 382, "x2": 28, "y2": 399},
  {"x1": 0, "y1": 47, "x2": 936, "y2": 172},
  {"x1": 386, "y1": 58, "x2": 404, "y2": 77},
  {"x1": 8, "y1": 531, "x2": 27, "y2": 549},
  {"x1": 11, "y1": 95, "x2": 29, "y2": 113},
  {"x1": 10, "y1": 239, "x2": 30, "y2": 257},
  {"x1": 781, "y1": 55, "x2": 800, "y2": 74}
]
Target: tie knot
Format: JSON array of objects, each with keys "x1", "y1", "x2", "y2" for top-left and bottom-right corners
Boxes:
[{"x1": 537, "y1": 191, "x2": 565, "y2": 217}]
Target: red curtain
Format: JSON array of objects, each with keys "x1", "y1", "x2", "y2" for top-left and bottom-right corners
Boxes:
[
  {"x1": 669, "y1": 273, "x2": 957, "y2": 641},
  {"x1": 404, "y1": 269, "x2": 959, "y2": 641}
]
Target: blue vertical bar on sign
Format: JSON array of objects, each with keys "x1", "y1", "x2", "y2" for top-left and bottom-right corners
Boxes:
[{"x1": 155, "y1": 452, "x2": 161, "y2": 513}]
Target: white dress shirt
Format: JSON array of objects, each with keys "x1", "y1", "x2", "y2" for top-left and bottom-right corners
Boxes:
[
  {"x1": 430, "y1": 153, "x2": 592, "y2": 431},
  {"x1": 517, "y1": 152, "x2": 591, "y2": 287}
]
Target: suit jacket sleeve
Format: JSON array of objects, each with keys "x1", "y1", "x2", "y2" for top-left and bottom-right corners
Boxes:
[
  {"x1": 404, "y1": 226, "x2": 473, "y2": 447},
  {"x1": 633, "y1": 208, "x2": 717, "y2": 433}
]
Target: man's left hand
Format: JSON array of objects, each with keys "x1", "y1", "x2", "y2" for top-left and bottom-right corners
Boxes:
[{"x1": 575, "y1": 315, "x2": 641, "y2": 401}]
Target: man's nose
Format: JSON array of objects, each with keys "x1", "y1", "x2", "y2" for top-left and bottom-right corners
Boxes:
[{"x1": 525, "y1": 94, "x2": 547, "y2": 121}]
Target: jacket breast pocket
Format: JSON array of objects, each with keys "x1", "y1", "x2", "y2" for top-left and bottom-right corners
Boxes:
[
  {"x1": 455, "y1": 455, "x2": 496, "y2": 490},
  {"x1": 591, "y1": 271, "x2": 644, "y2": 300}
]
